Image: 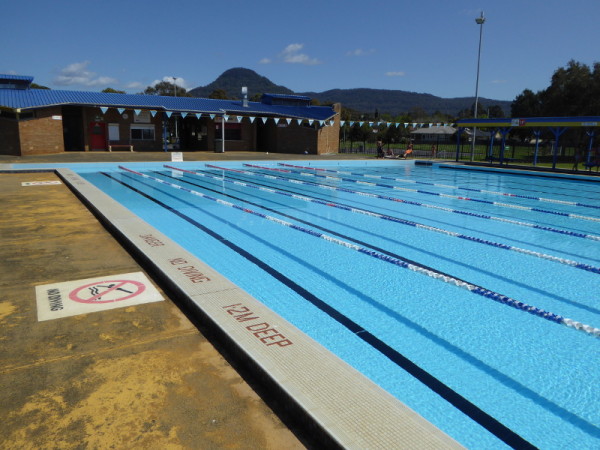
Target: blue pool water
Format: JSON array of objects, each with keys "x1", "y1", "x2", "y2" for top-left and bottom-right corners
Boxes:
[{"x1": 70, "y1": 160, "x2": 599, "y2": 448}]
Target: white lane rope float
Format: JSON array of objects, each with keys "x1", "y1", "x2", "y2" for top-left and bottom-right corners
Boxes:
[
  {"x1": 278, "y1": 162, "x2": 600, "y2": 211},
  {"x1": 246, "y1": 164, "x2": 600, "y2": 223},
  {"x1": 184, "y1": 165, "x2": 600, "y2": 241},
  {"x1": 118, "y1": 166, "x2": 600, "y2": 339},
  {"x1": 203, "y1": 164, "x2": 600, "y2": 275}
]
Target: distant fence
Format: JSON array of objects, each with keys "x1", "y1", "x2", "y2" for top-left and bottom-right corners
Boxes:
[{"x1": 339, "y1": 139, "x2": 590, "y2": 166}]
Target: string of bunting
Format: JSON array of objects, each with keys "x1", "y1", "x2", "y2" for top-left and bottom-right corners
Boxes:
[{"x1": 96, "y1": 106, "x2": 451, "y2": 129}]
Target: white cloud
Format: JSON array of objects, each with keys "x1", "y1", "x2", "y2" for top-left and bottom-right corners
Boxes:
[
  {"x1": 385, "y1": 71, "x2": 406, "y2": 77},
  {"x1": 347, "y1": 48, "x2": 375, "y2": 56},
  {"x1": 259, "y1": 58, "x2": 272, "y2": 64},
  {"x1": 124, "y1": 81, "x2": 144, "y2": 89},
  {"x1": 54, "y1": 61, "x2": 117, "y2": 87},
  {"x1": 152, "y1": 76, "x2": 188, "y2": 89},
  {"x1": 280, "y1": 43, "x2": 320, "y2": 65}
]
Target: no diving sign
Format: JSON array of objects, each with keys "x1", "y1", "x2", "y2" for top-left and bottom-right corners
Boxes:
[{"x1": 35, "y1": 272, "x2": 164, "y2": 321}]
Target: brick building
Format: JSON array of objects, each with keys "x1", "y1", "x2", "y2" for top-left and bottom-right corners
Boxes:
[{"x1": 0, "y1": 75, "x2": 340, "y2": 156}]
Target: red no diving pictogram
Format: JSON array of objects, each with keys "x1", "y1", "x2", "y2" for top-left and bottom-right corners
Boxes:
[{"x1": 69, "y1": 279, "x2": 146, "y2": 304}]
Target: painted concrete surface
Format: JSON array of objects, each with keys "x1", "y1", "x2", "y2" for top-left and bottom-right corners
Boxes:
[{"x1": 0, "y1": 170, "x2": 304, "y2": 449}]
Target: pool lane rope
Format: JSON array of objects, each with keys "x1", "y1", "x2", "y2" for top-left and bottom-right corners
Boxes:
[
  {"x1": 203, "y1": 164, "x2": 600, "y2": 275},
  {"x1": 279, "y1": 162, "x2": 600, "y2": 211},
  {"x1": 195, "y1": 165, "x2": 600, "y2": 242},
  {"x1": 120, "y1": 165, "x2": 600, "y2": 338},
  {"x1": 244, "y1": 164, "x2": 600, "y2": 223}
]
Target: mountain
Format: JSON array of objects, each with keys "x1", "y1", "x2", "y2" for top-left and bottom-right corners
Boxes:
[
  {"x1": 188, "y1": 67, "x2": 293, "y2": 99},
  {"x1": 297, "y1": 88, "x2": 512, "y2": 117},
  {"x1": 189, "y1": 68, "x2": 512, "y2": 116}
]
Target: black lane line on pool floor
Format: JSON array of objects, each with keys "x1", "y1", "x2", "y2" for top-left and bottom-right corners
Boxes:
[
  {"x1": 151, "y1": 169, "x2": 600, "y2": 438},
  {"x1": 195, "y1": 169, "x2": 600, "y2": 315},
  {"x1": 102, "y1": 171, "x2": 534, "y2": 450}
]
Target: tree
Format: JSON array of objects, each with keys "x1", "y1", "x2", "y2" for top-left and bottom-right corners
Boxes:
[
  {"x1": 487, "y1": 105, "x2": 505, "y2": 118},
  {"x1": 142, "y1": 81, "x2": 190, "y2": 97},
  {"x1": 539, "y1": 60, "x2": 592, "y2": 116},
  {"x1": 511, "y1": 89, "x2": 541, "y2": 117},
  {"x1": 208, "y1": 89, "x2": 229, "y2": 99},
  {"x1": 102, "y1": 87, "x2": 125, "y2": 94},
  {"x1": 511, "y1": 60, "x2": 600, "y2": 117},
  {"x1": 30, "y1": 83, "x2": 50, "y2": 89}
]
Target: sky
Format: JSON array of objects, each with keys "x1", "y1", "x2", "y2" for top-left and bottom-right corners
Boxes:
[{"x1": 2, "y1": 0, "x2": 599, "y2": 102}]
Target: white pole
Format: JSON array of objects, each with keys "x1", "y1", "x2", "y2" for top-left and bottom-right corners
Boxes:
[
  {"x1": 470, "y1": 11, "x2": 485, "y2": 162},
  {"x1": 221, "y1": 115, "x2": 225, "y2": 153}
]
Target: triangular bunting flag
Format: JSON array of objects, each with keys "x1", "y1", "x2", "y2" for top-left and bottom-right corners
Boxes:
[
  {"x1": 368, "y1": 122, "x2": 374, "y2": 127},
  {"x1": 181, "y1": 112, "x2": 188, "y2": 118},
  {"x1": 195, "y1": 113, "x2": 202, "y2": 119},
  {"x1": 297, "y1": 119, "x2": 303, "y2": 126},
  {"x1": 404, "y1": 123, "x2": 409, "y2": 128},
  {"x1": 237, "y1": 116, "x2": 243, "y2": 122},
  {"x1": 340, "y1": 121, "x2": 346, "y2": 126},
  {"x1": 223, "y1": 115, "x2": 229, "y2": 121},
  {"x1": 165, "y1": 111, "x2": 173, "y2": 118},
  {"x1": 286, "y1": 118, "x2": 292, "y2": 125},
  {"x1": 100, "y1": 107, "x2": 108, "y2": 114},
  {"x1": 261, "y1": 117, "x2": 268, "y2": 124},
  {"x1": 249, "y1": 116, "x2": 256, "y2": 123},
  {"x1": 134, "y1": 109, "x2": 141, "y2": 116},
  {"x1": 319, "y1": 120, "x2": 325, "y2": 127},
  {"x1": 209, "y1": 114, "x2": 216, "y2": 120},
  {"x1": 150, "y1": 110, "x2": 157, "y2": 117},
  {"x1": 429, "y1": 123, "x2": 433, "y2": 127},
  {"x1": 118, "y1": 108, "x2": 125, "y2": 114},
  {"x1": 349, "y1": 121, "x2": 355, "y2": 127},
  {"x1": 412, "y1": 123, "x2": 417, "y2": 128},
  {"x1": 308, "y1": 119, "x2": 314, "y2": 126},
  {"x1": 359, "y1": 121, "x2": 364, "y2": 127},
  {"x1": 274, "y1": 118, "x2": 280, "y2": 125}
]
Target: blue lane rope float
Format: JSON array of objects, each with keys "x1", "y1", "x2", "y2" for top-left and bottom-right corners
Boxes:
[
  {"x1": 204, "y1": 164, "x2": 600, "y2": 275},
  {"x1": 234, "y1": 166, "x2": 600, "y2": 241},
  {"x1": 247, "y1": 164, "x2": 600, "y2": 223},
  {"x1": 278, "y1": 163, "x2": 600, "y2": 211},
  {"x1": 104, "y1": 172, "x2": 540, "y2": 449},
  {"x1": 119, "y1": 165, "x2": 600, "y2": 339}
]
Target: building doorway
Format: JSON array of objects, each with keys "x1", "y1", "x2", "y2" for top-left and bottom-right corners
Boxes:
[
  {"x1": 89, "y1": 121, "x2": 107, "y2": 150},
  {"x1": 62, "y1": 106, "x2": 84, "y2": 151}
]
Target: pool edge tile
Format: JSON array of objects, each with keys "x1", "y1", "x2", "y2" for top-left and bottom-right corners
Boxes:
[{"x1": 57, "y1": 168, "x2": 463, "y2": 449}]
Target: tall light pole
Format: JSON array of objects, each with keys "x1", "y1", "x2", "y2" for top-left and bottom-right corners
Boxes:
[{"x1": 470, "y1": 11, "x2": 485, "y2": 162}]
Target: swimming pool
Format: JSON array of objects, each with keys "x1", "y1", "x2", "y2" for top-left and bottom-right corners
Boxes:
[{"x1": 74, "y1": 160, "x2": 599, "y2": 448}]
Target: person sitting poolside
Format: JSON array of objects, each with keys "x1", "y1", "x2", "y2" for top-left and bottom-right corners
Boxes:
[
  {"x1": 401, "y1": 147, "x2": 413, "y2": 158},
  {"x1": 385, "y1": 148, "x2": 397, "y2": 158}
]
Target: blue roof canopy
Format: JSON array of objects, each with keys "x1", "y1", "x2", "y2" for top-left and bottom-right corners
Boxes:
[{"x1": 0, "y1": 75, "x2": 336, "y2": 121}]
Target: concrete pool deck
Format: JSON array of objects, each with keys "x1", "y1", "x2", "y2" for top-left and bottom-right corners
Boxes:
[{"x1": 0, "y1": 152, "x2": 465, "y2": 448}]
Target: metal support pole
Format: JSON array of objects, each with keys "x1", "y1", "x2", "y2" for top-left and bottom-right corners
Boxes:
[
  {"x1": 533, "y1": 129, "x2": 542, "y2": 166},
  {"x1": 549, "y1": 127, "x2": 567, "y2": 169},
  {"x1": 470, "y1": 11, "x2": 486, "y2": 162},
  {"x1": 163, "y1": 113, "x2": 168, "y2": 152},
  {"x1": 221, "y1": 115, "x2": 225, "y2": 153},
  {"x1": 455, "y1": 128, "x2": 463, "y2": 162},
  {"x1": 586, "y1": 130, "x2": 595, "y2": 166},
  {"x1": 488, "y1": 128, "x2": 496, "y2": 161}
]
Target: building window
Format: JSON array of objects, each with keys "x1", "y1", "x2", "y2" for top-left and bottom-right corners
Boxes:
[
  {"x1": 215, "y1": 122, "x2": 242, "y2": 140},
  {"x1": 131, "y1": 124, "x2": 155, "y2": 140}
]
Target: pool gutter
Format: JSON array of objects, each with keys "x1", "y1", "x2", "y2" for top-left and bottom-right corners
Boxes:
[{"x1": 56, "y1": 168, "x2": 462, "y2": 449}]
